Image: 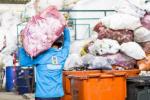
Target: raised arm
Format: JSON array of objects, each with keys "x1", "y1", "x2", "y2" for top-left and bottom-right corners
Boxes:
[
  {"x1": 19, "y1": 47, "x2": 34, "y2": 66},
  {"x1": 62, "y1": 27, "x2": 70, "y2": 50}
]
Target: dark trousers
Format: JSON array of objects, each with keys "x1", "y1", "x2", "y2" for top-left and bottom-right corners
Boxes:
[{"x1": 35, "y1": 97, "x2": 60, "y2": 100}]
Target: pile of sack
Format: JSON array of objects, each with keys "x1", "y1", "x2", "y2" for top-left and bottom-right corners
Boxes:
[{"x1": 64, "y1": 0, "x2": 150, "y2": 71}]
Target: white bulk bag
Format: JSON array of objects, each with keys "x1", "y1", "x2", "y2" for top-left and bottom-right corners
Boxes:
[
  {"x1": 64, "y1": 54, "x2": 83, "y2": 70},
  {"x1": 89, "y1": 39, "x2": 120, "y2": 55},
  {"x1": 120, "y1": 42, "x2": 146, "y2": 60},
  {"x1": 115, "y1": 0, "x2": 146, "y2": 17},
  {"x1": 144, "y1": 2, "x2": 150, "y2": 12},
  {"x1": 101, "y1": 13, "x2": 142, "y2": 30},
  {"x1": 134, "y1": 27, "x2": 150, "y2": 42}
]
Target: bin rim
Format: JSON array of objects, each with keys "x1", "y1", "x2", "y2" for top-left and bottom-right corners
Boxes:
[
  {"x1": 63, "y1": 70, "x2": 101, "y2": 75},
  {"x1": 102, "y1": 69, "x2": 140, "y2": 72},
  {"x1": 67, "y1": 73, "x2": 126, "y2": 80}
]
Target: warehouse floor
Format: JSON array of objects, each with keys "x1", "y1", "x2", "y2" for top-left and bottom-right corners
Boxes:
[{"x1": 0, "y1": 92, "x2": 34, "y2": 100}]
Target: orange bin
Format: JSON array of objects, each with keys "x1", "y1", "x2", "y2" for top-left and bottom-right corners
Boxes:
[
  {"x1": 102, "y1": 69, "x2": 140, "y2": 77},
  {"x1": 62, "y1": 70, "x2": 101, "y2": 100},
  {"x1": 61, "y1": 94, "x2": 72, "y2": 100},
  {"x1": 68, "y1": 73, "x2": 126, "y2": 100}
]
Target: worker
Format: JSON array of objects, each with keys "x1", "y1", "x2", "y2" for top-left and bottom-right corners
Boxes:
[{"x1": 19, "y1": 27, "x2": 70, "y2": 100}]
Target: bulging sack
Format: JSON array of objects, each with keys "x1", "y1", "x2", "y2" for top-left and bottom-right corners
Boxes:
[
  {"x1": 100, "y1": 13, "x2": 141, "y2": 30},
  {"x1": 140, "y1": 42, "x2": 150, "y2": 54},
  {"x1": 94, "y1": 22, "x2": 134, "y2": 44},
  {"x1": 106, "y1": 53, "x2": 137, "y2": 69},
  {"x1": 134, "y1": 27, "x2": 150, "y2": 42},
  {"x1": 144, "y1": 2, "x2": 150, "y2": 13},
  {"x1": 88, "y1": 39, "x2": 120, "y2": 56},
  {"x1": 141, "y1": 13, "x2": 150, "y2": 30},
  {"x1": 89, "y1": 56, "x2": 112, "y2": 70},
  {"x1": 22, "y1": 6, "x2": 66, "y2": 57},
  {"x1": 115, "y1": 0, "x2": 146, "y2": 17},
  {"x1": 120, "y1": 42, "x2": 146, "y2": 60},
  {"x1": 64, "y1": 54, "x2": 83, "y2": 70}
]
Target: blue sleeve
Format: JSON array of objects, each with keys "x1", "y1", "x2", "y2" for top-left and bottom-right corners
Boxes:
[
  {"x1": 19, "y1": 47, "x2": 34, "y2": 66},
  {"x1": 60, "y1": 28, "x2": 70, "y2": 68},
  {"x1": 61, "y1": 27, "x2": 70, "y2": 52}
]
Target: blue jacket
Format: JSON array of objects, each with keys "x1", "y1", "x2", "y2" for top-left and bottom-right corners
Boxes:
[{"x1": 19, "y1": 28, "x2": 70, "y2": 98}]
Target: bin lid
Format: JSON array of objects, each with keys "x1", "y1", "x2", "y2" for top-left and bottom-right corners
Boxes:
[{"x1": 127, "y1": 76, "x2": 150, "y2": 84}]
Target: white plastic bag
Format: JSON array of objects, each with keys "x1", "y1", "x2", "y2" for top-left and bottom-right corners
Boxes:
[
  {"x1": 1, "y1": 26, "x2": 17, "y2": 55},
  {"x1": 22, "y1": 0, "x2": 36, "y2": 19},
  {"x1": 120, "y1": 42, "x2": 146, "y2": 60},
  {"x1": 37, "y1": 0, "x2": 63, "y2": 12},
  {"x1": 101, "y1": 13, "x2": 142, "y2": 30},
  {"x1": 115, "y1": 0, "x2": 146, "y2": 17},
  {"x1": 0, "y1": 29, "x2": 6, "y2": 51},
  {"x1": 89, "y1": 56, "x2": 112, "y2": 70},
  {"x1": 144, "y1": 2, "x2": 150, "y2": 12},
  {"x1": 89, "y1": 39, "x2": 120, "y2": 56},
  {"x1": 70, "y1": 39, "x2": 93, "y2": 54},
  {"x1": 64, "y1": 54, "x2": 83, "y2": 70},
  {"x1": 134, "y1": 27, "x2": 150, "y2": 42},
  {"x1": 88, "y1": 43, "x2": 97, "y2": 56},
  {"x1": 81, "y1": 54, "x2": 95, "y2": 65}
]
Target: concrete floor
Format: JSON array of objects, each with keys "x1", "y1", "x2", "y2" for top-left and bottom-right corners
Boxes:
[{"x1": 0, "y1": 92, "x2": 34, "y2": 100}]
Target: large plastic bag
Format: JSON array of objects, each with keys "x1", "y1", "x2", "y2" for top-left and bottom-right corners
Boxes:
[
  {"x1": 64, "y1": 54, "x2": 83, "y2": 70},
  {"x1": 22, "y1": 6, "x2": 66, "y2": 57},
  {"x1": 144, "y1": 2, "x2": 150, "y2": 12},
  {"x1": 106, "y1": 53, "x2": 137, "y2": 69},
  {"x1": 88, "y1": 39, "x2": 120, "y2": 56},
  {"x1": 127, "y1": 0, "x2": 146, "y2": 9},
  {"x1": 1, "y1": 26, "x2": 18, "y2": 55},
  {"x1": 140, "y1": 42, "x2": 150, "y2": 54},
  {"x1": 22, "y1": 0, "x2": 36, "y2": 20},
  {"x1": 36, "y1": 0, "x2": 64, "y2": 12},
  {"x1": 89, "y1": 56, "x2": 112, "y2": 70},
  {"x1": 0, "y1": 30, "x2": 6, "y2": 51},
  {"x1": 134, "y1": 27, "x2": 150, "y2": 42},
  {"x1": 137, "y1": 54, "x2": 150, "y2": 71},
  {"x1": 0, "y1": 12, "x2": 20, "y2": 55},
  {"x1": 1, "y1": 11, "x2": 20, "y2": 29},
  {"x1": 81, "y1": 54, "x2": 112, "y2": 70},
  {"x1": 141, "y1": 13, "x2": 150, "y2": 30},
  {"x1": 81, "y1": 54, "x2": 95, "y2": 66},
  {"x1": 94, "y1": 22, "x2": 134, "y2": 44},
  {"x1": 100, "y1": 13, "x2": 142, "y2": 30},
  {"x1": 115, "y1": 0, "x2": 146, "y2": 17},
  {"x1": 70, "y1": 39, "x2": 94, "y2": 54},
  {"x1": 120, "y1": 42, "x2": 146, "y2": 60}
]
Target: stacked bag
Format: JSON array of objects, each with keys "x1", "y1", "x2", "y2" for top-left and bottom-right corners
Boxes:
[
  {"x1": 64, "y1": 0, "x2": 150, "y2": 71},
  {"x1": 91, "y1": 0, "x2": 150, "y2": 71}
]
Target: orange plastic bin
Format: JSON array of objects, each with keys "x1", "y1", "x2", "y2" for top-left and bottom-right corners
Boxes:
[
  {"x1": 62, "y1": 70, "x2": 101, "y2": 100},
  {"x1": 61, "y1": 94, "x2": 72, "y2": 100},
  {"x1": 68, "y1": 73, "x2": 126, "y2": 100},
  {"x1": 102, "y1": 69, "x2": 140, "y2": 77}
]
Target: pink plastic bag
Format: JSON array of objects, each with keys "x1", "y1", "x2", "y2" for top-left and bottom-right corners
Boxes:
[
  {"x1": 93, "y1": 22, "x2": 134, "y2": 44},
  {"x1": 141, "y1": 13, "x2": 150, "y2": 30},
  {"x1": 22, "y1": 6, "x2": 66, "y2": 57},
  {"x1": 140, "y1": 42, "x2": 150, "y2": 54},
  {"x1": 105, "y1": 53, "x2": 137, "y2": 69}
]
